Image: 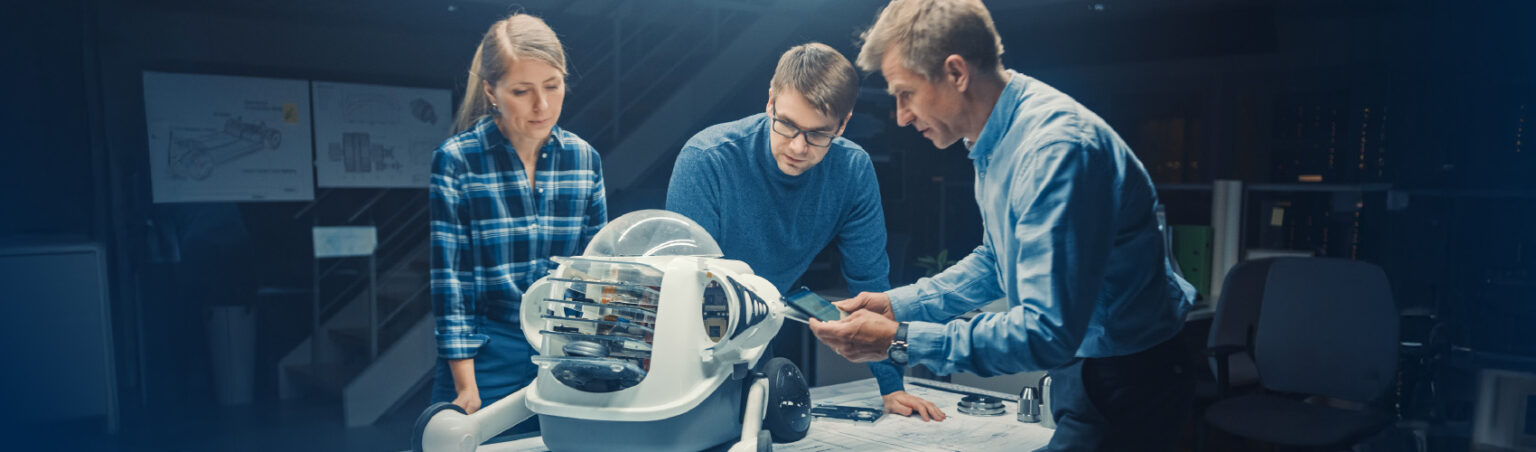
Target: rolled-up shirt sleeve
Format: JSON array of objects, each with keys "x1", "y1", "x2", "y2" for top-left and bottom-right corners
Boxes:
[
  {"x1": 430, "y1": 148, "x2": 489, "y2": 359},
  {"x1": 897, "y1": 142, "x2": 1115, "y2": 376}
]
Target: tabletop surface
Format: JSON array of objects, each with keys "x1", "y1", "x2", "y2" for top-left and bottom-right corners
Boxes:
[{"x1": 473, "y1": 377, "x2": 1054, "y2": 452}]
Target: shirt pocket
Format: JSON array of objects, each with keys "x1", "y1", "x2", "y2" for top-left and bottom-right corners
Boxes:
[{"x1": 549, "y1": 192, "x2": 588, "y2": 221}]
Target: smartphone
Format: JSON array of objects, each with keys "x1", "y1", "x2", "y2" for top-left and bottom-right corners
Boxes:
[{"x1": 783, "y1": 286, "x2": 844, "y2": 322}]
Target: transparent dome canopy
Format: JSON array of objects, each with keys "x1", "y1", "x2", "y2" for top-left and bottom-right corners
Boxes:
[{"x1": 584, "y1": 210, "x2": 723, "y2": 258}]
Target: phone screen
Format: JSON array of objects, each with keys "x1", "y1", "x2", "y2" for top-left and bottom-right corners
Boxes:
[{"x1": 784, "y1": 287, "x2": 843, "y2": 321}]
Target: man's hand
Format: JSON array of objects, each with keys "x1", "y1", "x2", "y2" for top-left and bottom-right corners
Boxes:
[
  {"x1": 883, "y1": 391, "x2": 947, "y2": 422},
  {"x1": 834, "y1": 292, "x2": 895, "y2": 321},
  {"x1": 808, "y1": 310, "x2": 899, "y2": 362}
]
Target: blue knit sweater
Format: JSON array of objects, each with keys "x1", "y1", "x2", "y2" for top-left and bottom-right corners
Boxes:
[{"x1": 666, "y1": 113, "x2": 904, "y2": 394}]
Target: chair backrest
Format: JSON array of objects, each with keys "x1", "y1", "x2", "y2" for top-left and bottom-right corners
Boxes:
[
  {"x1": 1254, "y1": 257, "x2": 1398, "y2": 402},
  {"x1": 1207, "y1": 258, "x2": 1278, "y2": 386}
]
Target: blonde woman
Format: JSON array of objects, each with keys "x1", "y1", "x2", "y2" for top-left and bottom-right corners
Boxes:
[{"x1": 428, "y1": 13, "x2": 606, "y2": 434}]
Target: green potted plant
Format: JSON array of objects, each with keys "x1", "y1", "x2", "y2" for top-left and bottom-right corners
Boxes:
[{"x1": 914, "y1": 249, "x2": 958, "y2": 278}]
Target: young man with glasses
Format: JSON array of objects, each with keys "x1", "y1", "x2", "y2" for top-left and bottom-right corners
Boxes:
[{"x1": 666, "y1": 42, "x2": 945, "y2": 421}]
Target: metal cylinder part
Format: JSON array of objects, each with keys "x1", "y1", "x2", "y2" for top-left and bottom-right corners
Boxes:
[
  {"x1": 956, "y1": 395, "x2": 1006, "y2": 416},
  {"x1": 1017, "y1": 386, "x2": 1040, "y2": 423}
]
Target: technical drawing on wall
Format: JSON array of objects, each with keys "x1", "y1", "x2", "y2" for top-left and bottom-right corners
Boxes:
[
  {"x1": 311, "y1": 81, "x2": 451, "y2": 188},
  {"x1": 409, "y1": 98, "x2": 438, "y2": 125},
  {"x1": 327, "y1": 132, "x2": 399, "y2": 174},
  {"x1": 168, "y1": 117, "x2": 282, "y2": 180},
  {"x1": 143, "y1": 71, "x2": 315, "y2": 203}
]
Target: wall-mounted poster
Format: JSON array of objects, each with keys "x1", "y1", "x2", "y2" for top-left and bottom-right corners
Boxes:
[
  {"x1": 311, "y1": 81, "x2": 452, "y2": 188},
  {"x1": 143, "y1": 71, "x2": 315, "y2": 203}
]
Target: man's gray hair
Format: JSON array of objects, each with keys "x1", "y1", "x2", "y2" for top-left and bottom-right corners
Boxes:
[{"x1": 856, "y1": 0, "x2": 1004, "y2": 81}]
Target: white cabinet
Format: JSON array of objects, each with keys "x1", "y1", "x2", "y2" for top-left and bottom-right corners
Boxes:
[{"x1": 0, "y1": 241, "x2": 118, "y2": 431}]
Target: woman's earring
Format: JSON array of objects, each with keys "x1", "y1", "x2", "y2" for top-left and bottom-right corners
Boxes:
[{"x1": 489, "y1": 102, "x2": 500, "y2": 115}]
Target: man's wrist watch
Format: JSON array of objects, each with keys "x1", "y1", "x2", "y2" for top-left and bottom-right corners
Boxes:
[{"x1": 887, "y1": 322, "x2": 910, "y2": 366}]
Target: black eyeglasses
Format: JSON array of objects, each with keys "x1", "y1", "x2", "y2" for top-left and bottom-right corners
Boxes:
[{"x1": 770, "y1": 105, "x2": 839, "y2": 148}]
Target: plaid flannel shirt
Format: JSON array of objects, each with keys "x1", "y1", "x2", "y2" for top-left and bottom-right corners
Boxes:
[{"x1": 429, "y1": 117, "x2": 606, "y2": 359}]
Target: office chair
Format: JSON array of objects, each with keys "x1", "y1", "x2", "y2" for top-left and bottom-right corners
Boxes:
[
  {"x1": 1192, "y1": 258, "x2": 1275, "y2": 452},
  {"x1": 1204, "y1": 258, "x2": 1279, "y2": 399},
  {"x1": 1204, "y1": 257, "x2": 1399, "y2": 450}
]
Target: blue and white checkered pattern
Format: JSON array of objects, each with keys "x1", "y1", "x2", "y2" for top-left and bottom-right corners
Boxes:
[{"x1": 429, "y1": 116, "x2": 606, "y2": 359}]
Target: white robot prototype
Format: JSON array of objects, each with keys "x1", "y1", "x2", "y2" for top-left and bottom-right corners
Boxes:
[{"x1": 414, "y1": 210, "x2": 812, "y2": 451}]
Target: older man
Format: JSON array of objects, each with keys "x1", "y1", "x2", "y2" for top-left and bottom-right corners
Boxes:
[{"x1": 809, "y1": 1, "x2": 1196, "y2": 450}]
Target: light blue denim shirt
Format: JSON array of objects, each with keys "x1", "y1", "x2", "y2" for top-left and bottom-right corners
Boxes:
[{"x1": 887, "y1": 71, "x2": 1196, "y2": 376}]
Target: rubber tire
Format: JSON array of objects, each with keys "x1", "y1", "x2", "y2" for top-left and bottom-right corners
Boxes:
[
  {"x1": 412, "y1": 401, "x2": 467, "y2": 452},
  {"x1": 761, "y1": 357, "x2": 811, "y2": 443}
]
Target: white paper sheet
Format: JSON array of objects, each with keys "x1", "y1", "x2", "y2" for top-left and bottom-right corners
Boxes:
[
  {"x1": 776, "y1": 379, "x2": 1052, "y2": 452},
  {"x1": 143, "y1": 71, "x2": 315, "y2": 202},
  {"x1": 311, "y1": 81, "x2": 451, "y2": 188},
  {"x1": 475, "y1": 378, "x2": 1053, "y2": 452}
]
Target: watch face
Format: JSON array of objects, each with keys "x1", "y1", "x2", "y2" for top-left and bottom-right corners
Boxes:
[{"x1": 888, "y1": 345, "x2": 908, "y2": 365}]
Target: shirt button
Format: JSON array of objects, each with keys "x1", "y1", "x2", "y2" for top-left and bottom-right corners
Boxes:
[{"x1": 541, "y1": 153, "x2": 547, "y2": 158}]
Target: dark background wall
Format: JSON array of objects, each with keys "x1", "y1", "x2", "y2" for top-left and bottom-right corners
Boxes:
[
  {"x1": 4, "y1": 0, "x2": 99, "y2": 240},
  {"x1": 3, "y1": 0, "x2": 1534, "y2": 448}
]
